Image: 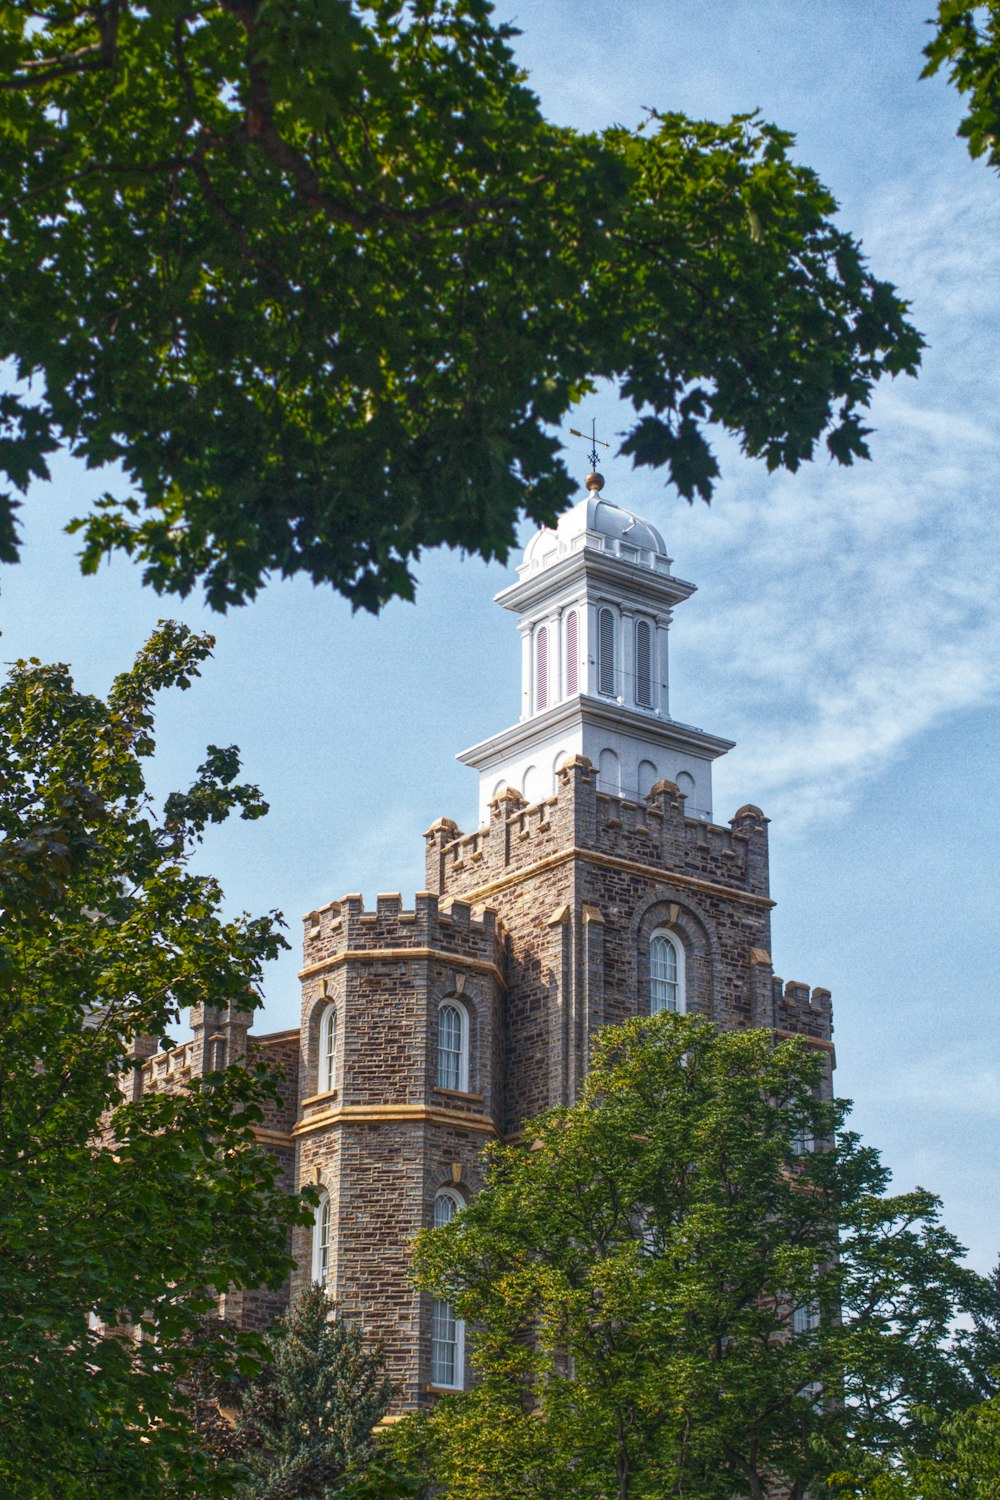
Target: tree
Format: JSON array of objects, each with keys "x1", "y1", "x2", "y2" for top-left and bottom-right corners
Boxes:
[
  {"x1": 0, "y1": 0, "x2": 921, "y2": 611},
  {"x1": 924, "y1": 2, "x2": 1000, "y2": 172},
  {"x1": 406, "y1": 1013, "x2": 986, "y2": 1500},
  {"x1": 233, "y1": 1283, "x2": 397, "y2": 1499},
  {"x1": 0, "y1": 622, "x2": 311, "y2": 1499},
  {"x1": 829, "y1": 1393, "x2": 1000, "y2": 1500}
]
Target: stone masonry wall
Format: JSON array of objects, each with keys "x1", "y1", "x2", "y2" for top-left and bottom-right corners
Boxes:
[
  {"x1": 420, "y1": 755, "x2": 810, "y2": 1136},
  {"x1": 292, "y1": 894, "x2": 504, "y2": 1403}
]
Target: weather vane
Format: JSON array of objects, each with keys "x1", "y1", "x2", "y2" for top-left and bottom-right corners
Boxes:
[{"x1": 569, "y1": 418, "x2": 610, "y2": 473}]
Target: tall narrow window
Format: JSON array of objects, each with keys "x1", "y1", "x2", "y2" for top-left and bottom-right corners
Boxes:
[
  {"x1": 431, "y1": 1189, "x2": 465, "y2": 1387},
  {"x1": 431, "y1": 1298, "x2": 463, "y2": 1387},
  {"x1": 635, "y1": 619, "x2": 652, "y2": 707},
  {"x1": 536, "y1": 625, "x2": 549, "y2": 712},
  {"x1": 598, "y1": 607, "x2": 615, "y2": 695},
  {"x1": 792, "y1": 1302, "x2": 820, "y2": 1336},
  {"x1": 565, "y1": 611, "x2": 579, "y2": 695},
  {"x1": 312, "y1": 1189, "x2": 331, "y2": 1285},
  {"x1": 319, "y1": 1004, "x2": 337, "y2": 1094},
  {"x1": 437, "y1": 1001, "x2": 468, "y2": 1092},
  {"x1": 650, "y1": 932, "x2": 685, "y2": 1014}
]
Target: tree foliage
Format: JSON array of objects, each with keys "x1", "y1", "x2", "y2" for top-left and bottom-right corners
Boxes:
[
  {"x1": 0, "y1": 0, "x2": 921, "y2": 610},
  {"x1": 405, "y1": 1014, "x2": 986, "y2": 1500},
  {"x1": 0, "y1": 622, "x2": 311, "y2": 1498},
  {"x1": 233, "y1": 1283, "x2": 398, "y2": 1499},
  {"x1": 924, "y1": 2, "x2": 1000, "y2": 171}
]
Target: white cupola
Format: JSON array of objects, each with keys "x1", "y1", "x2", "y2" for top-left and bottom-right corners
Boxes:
[{"x1": 458, "y1": 473, "x2": 733, "y2": 825}]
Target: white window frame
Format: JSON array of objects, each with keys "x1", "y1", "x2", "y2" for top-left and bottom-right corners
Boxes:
[
  {"x1": 649, "y1": 930, "x2": 686, "y2": 1015},
  {"x1": 430, "y1": 1186, "x2": 466, "y2": 1387},
  {"x1": 431, "y1": 1297, "x2": 465, "y2": 1389},
  {"x1": 312, "y1": 1188, "x2": 331, "y2": 1286},
  {"x1": 318, "y1": 1003, "x2": 337, "y2": 1095},
  {"x1": 436, "y1": 999, "x2": 469, "y2": 1093},
  {"x1": 434, "y1": 1186, "x2": 464, "y2": 1228}
]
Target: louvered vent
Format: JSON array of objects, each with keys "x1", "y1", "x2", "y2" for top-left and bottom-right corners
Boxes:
[
  {"x1": 566, "y1": 611, "x2": 578, "y2": 695},
  {"x1": 635, "y1": 619, "x2": 652, "y2": 706},
  {"x1": 598, "y1": 608, "x2": 615, "y2": 695},
  {"x1": 536, "y1": 626, "x2": 548, "y2": 711}
]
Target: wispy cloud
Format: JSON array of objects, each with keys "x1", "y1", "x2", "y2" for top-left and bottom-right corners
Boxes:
[{"x1": 632, "y1": 165, "x2": 1000, "y2": 831}]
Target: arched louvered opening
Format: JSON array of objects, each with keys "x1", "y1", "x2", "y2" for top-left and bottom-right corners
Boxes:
[
  {"x1": 635, "y1": 619, "x2": 652, "y2": 707},
  {"x1": 598, "y1": 607, "x2": 615, "y2": 695},
  {"x1": 536, "y1": 625, "x2": 549, "y2": 712},
  {"x1": 565, "y1": 610, "x2": 579, "y2": 695}
]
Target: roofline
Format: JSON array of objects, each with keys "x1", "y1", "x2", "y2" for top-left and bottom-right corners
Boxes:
[
  {"x1": 494, "y1": 548, "x2": 696, "y2": 617},
  {"x1": 457, "y1": 695, "x2": 734, "y2": 771}
]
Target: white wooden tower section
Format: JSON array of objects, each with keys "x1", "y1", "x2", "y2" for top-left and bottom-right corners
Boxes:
[{"x1": 459, "y1": 473, "x2": 734, "y2": 825}]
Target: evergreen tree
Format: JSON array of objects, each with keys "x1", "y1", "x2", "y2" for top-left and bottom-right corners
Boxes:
[{"x1": 235, "y1": 1285, "x2": 396, "y2": 1499}]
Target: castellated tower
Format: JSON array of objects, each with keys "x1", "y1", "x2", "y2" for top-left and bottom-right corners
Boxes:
[
  {"x1": 285, "y1": 471, "x2": 833, "y2": 1406},
  {"x1": 132, "y1": 473, "x2": 834, "y2": 1406}
]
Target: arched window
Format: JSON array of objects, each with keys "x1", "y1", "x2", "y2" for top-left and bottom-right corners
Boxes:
[
  {"x1": 650, "y1": 931, "x2": 685, "y2": 1014},
  {"x1": 431, "y1": 1188, "x2": 465, "y2": 1387},
  {"x1": 598, "y1": 607, "x2": 616, "y2": 695},
  {"x1": 635, "y1": 619, "x2": 653, "y2": 707},
  {"x1": 312, "y1": 1189, "x2": 331, "y2": 1285},
  {"x1": 638, "y1": 759, "x2": 658, "y2": 799},
  {"x1": 437, "y1": 1000, "x2": 469, "y2": 1092},
  {"x1": 318, "y1": 1004, "x2": 337, "y2": 1095},
  {"x1": 434, "y1": 1186, "x2": 463, "y2": 1228},
  {"x1": 565, "y1": 610, "x2": 579, "y2": 695},
  {"x1": 536, "y1": 625, "x2": 549, "y2": 712}
]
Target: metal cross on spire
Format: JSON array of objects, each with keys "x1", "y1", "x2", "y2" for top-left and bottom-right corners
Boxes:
[{"x1": 569, "y1": 418, "x2": 610, "y2": 473}]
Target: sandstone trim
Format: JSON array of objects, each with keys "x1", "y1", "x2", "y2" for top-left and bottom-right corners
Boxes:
[
  {"x1": 450, "y1": 846, "x2": 777, "y2": 910},
  {"x1": 292, "y1": 1103, "x2": 500, "y2": 1139},
  {"x1": 298, "y1": 947, "x2": 507, "y2": 987}
]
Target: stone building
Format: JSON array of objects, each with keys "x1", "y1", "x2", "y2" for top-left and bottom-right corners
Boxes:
[{"x1": 137, "y1": 473, "x2": 833, "y2": 1405}]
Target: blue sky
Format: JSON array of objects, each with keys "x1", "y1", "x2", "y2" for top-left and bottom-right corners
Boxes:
[{"x1": 2, "y1": 1, "x2": 997, "y2": 1271}]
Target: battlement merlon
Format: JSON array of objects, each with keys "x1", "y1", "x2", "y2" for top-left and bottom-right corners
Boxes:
[
  {"x1": 773, "y1": 977, "x2": 834, "y2": 1057},
  {"x1": 299, "y1": 890, "x2": 505, "y2": 979},
  {"x1": 424, "y1": 757, "x2": 772, "y2": 902}
]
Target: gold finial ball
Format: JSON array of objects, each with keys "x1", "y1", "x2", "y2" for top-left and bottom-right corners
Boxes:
[{"x1": 585, "y1": 471, "x2": 605, "y2": 492}]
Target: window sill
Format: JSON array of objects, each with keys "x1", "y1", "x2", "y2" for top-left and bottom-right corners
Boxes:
[
  {"x1": 432, "y1": 1087, "x2": 484, "y2": 1104},
  {"x1": 423, "y1": 1383, "x2": 464, "y2": 1395}
]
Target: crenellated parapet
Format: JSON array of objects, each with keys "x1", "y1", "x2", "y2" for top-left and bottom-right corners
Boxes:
[
  {"x1": 300, "y1": 889, "x2": 505, "y2": 979},
  {"x1": 773, "y1": 977, "x2": 834, "y2": 1052},
  {"x1": 425, "y1": 756, "x2": 771, "y2": 903}
]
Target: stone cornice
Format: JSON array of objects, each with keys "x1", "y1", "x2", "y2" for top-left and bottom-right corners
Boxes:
[
  {"x1": 450, "y1": 845, "x2": 775, "y2": 910},
  {"x1": 298, "y1": 947, "x2": 507, "y2": 989},
  {"x1": 293, "y1": 1103, "x2": 499, "y2": 1139},
  {"x1": 252, "y1": 1127, "x2": 295, "y2": 1148}
]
